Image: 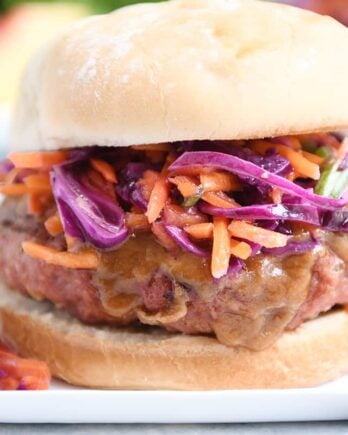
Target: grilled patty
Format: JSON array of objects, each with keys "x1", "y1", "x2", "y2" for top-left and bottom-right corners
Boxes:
[{"x1": 0, "y1": 197, "x2": 347, "y2": 350}]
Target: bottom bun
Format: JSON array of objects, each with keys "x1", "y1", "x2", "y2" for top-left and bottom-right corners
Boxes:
[{"x1": 0, "y1": 282, "x2": 348, "y2": 390}]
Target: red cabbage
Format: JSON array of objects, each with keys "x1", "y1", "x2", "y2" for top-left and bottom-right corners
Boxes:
[
  {"x1": 116, "y1": 163, "x2": 150, "y2": 211},
  {"x1": 321, "y1": 209, "x2": 348, "y2": 232},
  {"x1": 0, "y1": 159, "x2": 14, "y2": 176},
  {"x1": 169, "y1": 152, "x2": 347, "y2": 210},
  {"x1": 213, "y1": 257, "x2": 244, "y2": 282},
  {"x1": 164, "y1": 225, "x2": 210, "y2": 258},
  {"x1": 51, "y1": 163, "x2": 128, "y2": 249},
  {"x1": 199, "y1": 202, "x2": 320, "y2": 225},
  {"x1": 227, "y1": 257, "x2": 244, "y2": 276},
  {"x1": 263, "y1": 239, "x2": 318, "y2": 256},
  {"x1": 256, "y1": 220, "x2": 279, "y2": 231}
]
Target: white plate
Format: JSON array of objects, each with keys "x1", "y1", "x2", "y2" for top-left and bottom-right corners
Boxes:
[{"x1": 1, "y1": 376, "x2": 348, "y2": 423}]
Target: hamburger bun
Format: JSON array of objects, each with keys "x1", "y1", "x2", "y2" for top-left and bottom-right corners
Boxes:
[
  {"x1": 11, "y1": 0, "x2": 348, "y2": 152},
  {"x1": 2, "y1": 0, "x2": 348, "y2": 390},
  {"x1": 0, "y1": 283, "x2": 348, "y2": 389}
]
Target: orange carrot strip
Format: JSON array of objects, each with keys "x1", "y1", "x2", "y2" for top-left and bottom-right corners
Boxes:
[
  {"x1": 200, "y1": 172, "x2": 242, "y2": 192},
  {"x1": 138, "y1": 170, "x2": 160, "y2": 201},
  {"x1": 23, "y1": 173, "x2": 52, "y2": 194},
  {"x1": 90, "y1": 158, "x2": 117, "y2": 184},
  {"x1": 44, "y1": 215, "x2": 64, "y2": 236},
  {"x1": 184, "y1": 223, "x2": 213, "y2": 239},
  {"x1": 211, "y1": 217, "x2": 230, "y2": 279},
  {"x1": 8, "y1": 151, "x2": 69, "y2": 169},
  {"x1": 65, "y1": 235, "x2": 78, "y2": 251},
  {"x1": 278, "y1": 145, "x2": 320, "y2": 180},
  {"x1": 146, "y1": 176, "x2": 169, "y2": 223},
  {"x1": 27, "y1": 194, "x2": 44, "y2": 215},
  {"x1": 279, "y1": 137, "x2": 302, "y2": 150},
  {"x1": 0, "y1": 183, "x2": 27, "y2": 196},
  {"x1": 230, "y1": 239, "x2": 252, "y2": 260},
  {"x1": 271, "y1": 188, "x2": 283, "y2": 205},
  {"x1": 228, "y1": 221, "x2": 288, "y2": 249},
  {"x1": 161, "y1": 152, "x2": 176, "y2": 175},
  {"x1": 251, "y1": 142, "x2": 320, "y2": 180},
  {"x1": 301, "y1": 151, "x2": 324, "y2": 166},
  {"x1": 4, "y1": 168, "x2": 21, "y2": 184},
  {"x1": 151, "y1": 222, "x2": 178, "y2": 251},
  {"x1": 202, "y1": 191, "x2": 239, "y2": 209},
  {"x1": 22, "y1": 241, "x2": 98, "y2": 269},
  {"x1": 169, "y1": 175, "x2": 199, "y2": 197},
  {"x1": 132, "y1": 143, "x2": 171, "y2": 152},
  {"x1": 164, "y1": 204, "x2": 207, "y2": 227},
  {"x1": 125, "y1": 212, "x2": 151, "y2": 231}
]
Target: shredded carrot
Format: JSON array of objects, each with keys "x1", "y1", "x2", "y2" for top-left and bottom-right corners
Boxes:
[
  {"x1": 230, "y1": 239, "x2": 252, "y2": 260},
  {"x1": 169, "y1": 175, "x2": 199, "y2": 197},
  {"x1": 23, "y1": 173, "x2": 52, "y2": 194},
  {"x1": 0, "y1": 183, "x2": 27, "y2": 196},
  {"x1": 146, "y1": 175, "x2": 169, "y2": 223},
  {"x1": 211, "y1": 217, "x2": 230, "y2": 279},
  {"x1": 138, "y1": 170, "x2": 160, "y2": 201},
  {"x1": 44, "y1": 215, "x2": 64, "y2": 237},
  {"x1": 200, "y1": 171, "x2": 242, "y2": 192},
  {"x1": 0, "y1": 174, "x2": 53, "y2": 198},
  {"x1": 278, "y1": 145, "x2": 320, "y2": 180},
  {"x1": 202, "y1": 191, "x2": 239, "y2": 209},
  {"x1": 4, "y1": 168, "x2": 21, "y2": 184},
  {"x1": 125, "y1": 212, "x2": 151, "y2": 231},
  {"x1": 271, "y1": 188, "x2": 283, "y2": 204},
  {"x1": 251, "y1": 142, "x2": 320, "y2": 180},
  {"x1": 27, "y1": 194, "x2": 45, "y2": 215},
  {"x1": 8, "y1": 151, "x2": 69, "y2": 169},
  {"x1": 151, "y1": 222, "x2": 178, "y2": 251},
  {"x1": 164, "y1": 204, "x2": 207, "y2": 227},
  {"x1": 22, "y1": 241, "x2": 98, "y2": 269},
  {"x1": 161, "y1": 152, "x2": 176, "y2": 175},
  {"x1": 276, "y1": 137, "x2": 302, "y2": 150},
  {"x1": 228, "y1": 221, "x2": 288, "y2": 249},
  {"x1": 301, "y1": 151, "x2": 324, "y2": 166},
  {"x1": 132, "y1": 143, "x2": 171, "y2": 152},
  {"x1": 170, "y1": 176, "x2": 241, "y2": 208},
  {"x1": 184, "y1": 222, "x2": 213, "y2": 239},
  {"x1": 90, "y1": 158, "x2": 117, "y2": 184},
  {"x1": 65, "y1": 235, "x2": 78, "y2": 251}
]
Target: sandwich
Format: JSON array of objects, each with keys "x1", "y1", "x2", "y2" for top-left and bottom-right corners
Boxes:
[{"x1": 0, "y1": 0, "x2": 348, "y2": 390}]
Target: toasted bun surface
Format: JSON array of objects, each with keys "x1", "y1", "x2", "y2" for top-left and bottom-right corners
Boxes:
[
  {"x1": 0, "y1": 283, "x2": 348, "y2": 390},
  {"x1": 11, "y1": 0, "x2": 348, "y2": 152}
]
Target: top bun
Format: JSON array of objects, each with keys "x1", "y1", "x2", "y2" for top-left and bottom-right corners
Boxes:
[{"x1": 11, "y1": 0, "x2": 348, "y2": 152}]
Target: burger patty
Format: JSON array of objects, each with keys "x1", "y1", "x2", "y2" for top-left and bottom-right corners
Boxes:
[{"x1": 0, "y1": 197, "x2": 347, "y2": 350}]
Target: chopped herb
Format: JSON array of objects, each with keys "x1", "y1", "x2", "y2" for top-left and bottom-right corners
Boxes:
[
  {"x1": 314, "y1": 146, "x2": 333, "y2": 161},
  {"x1": 315, "y1": 162, "x2": 348, "y2": 198},
  {"x1": 182, "y1": 185, "x2": 204, "y2": 208}
]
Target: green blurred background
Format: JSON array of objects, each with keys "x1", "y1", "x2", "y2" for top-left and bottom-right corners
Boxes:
[{"x1": 0, "y1": 0, "x2": 165, "y2": 14}]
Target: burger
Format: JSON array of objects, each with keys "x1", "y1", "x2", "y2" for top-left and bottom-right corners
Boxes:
[{"x1": 0, "y1": 0, "x2": 348, "y2": 390}]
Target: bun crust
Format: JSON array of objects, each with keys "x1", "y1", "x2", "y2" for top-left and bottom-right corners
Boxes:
[
  {"x1": 0, "y1": 283, "x2": 348, "y2": 390},
  {"x1": 11, "y1": 0, "x2": 348, "y2": 152}
]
